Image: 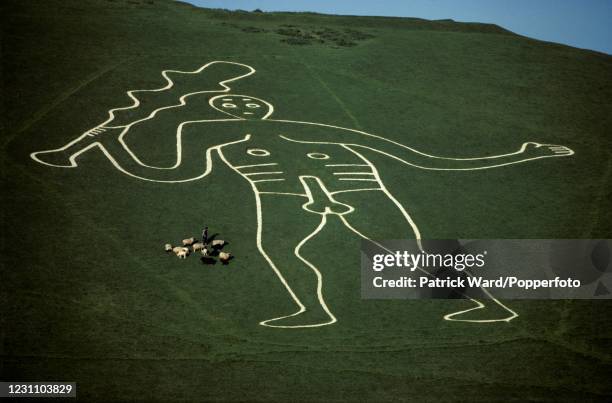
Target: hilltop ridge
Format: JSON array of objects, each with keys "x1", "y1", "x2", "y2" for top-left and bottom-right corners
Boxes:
[{"x1": 174, "y1": 0, "x2": 515, "y2": 36}]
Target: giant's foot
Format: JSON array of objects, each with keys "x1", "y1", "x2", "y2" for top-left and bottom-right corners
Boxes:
[
  {"x1": 260, "y1": 308, "x2": 337, "y2": 329},
  {"x1": 444, "y1": 298, "x2": 518, "y2": 323}
]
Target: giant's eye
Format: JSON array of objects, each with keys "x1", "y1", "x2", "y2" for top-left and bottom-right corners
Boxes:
[
  {"x1": 246, "y1": 103, "x2": 261, "y2": 108},
  {"x1": 222, "y1": 103, "x2": 237, "y2": 108}
]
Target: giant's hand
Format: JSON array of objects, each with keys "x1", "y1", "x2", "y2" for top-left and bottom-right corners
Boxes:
[
  {"x1": 31, "y1": 128, "x2": 113, "y2": 168},
  {"x1": 519, "y1": 142, "x2": 574, "y2": 158}
]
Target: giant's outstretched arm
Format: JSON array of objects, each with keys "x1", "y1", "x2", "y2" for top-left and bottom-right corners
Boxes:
[
  {"x1": 277, "y1": 120, "x2": 574, "y2": 170},
  {"x1": 31, "y1": 125, "x2": 248, "y2": 182}
]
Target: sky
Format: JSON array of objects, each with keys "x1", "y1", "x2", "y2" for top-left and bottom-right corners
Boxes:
[{"x1": 185, "y1": 0, "x2": 612, "y2": 55}]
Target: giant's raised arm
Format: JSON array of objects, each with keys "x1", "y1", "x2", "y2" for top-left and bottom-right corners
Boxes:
[
  {"x1": 31, "y1": 60, "x2": 258, "y2": 180},
  {"x1": 275, "y1": 120, "x2": 574, "y2": 170}
]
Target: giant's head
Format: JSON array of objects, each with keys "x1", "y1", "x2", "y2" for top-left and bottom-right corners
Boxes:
[{"x1": 209, "y1": 94, "x2": 273, "y2": 120}]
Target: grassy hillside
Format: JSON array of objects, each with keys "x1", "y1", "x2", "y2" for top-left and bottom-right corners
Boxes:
[{"x1": 2, "y1": 0, "x2": 611, "y2": 401}]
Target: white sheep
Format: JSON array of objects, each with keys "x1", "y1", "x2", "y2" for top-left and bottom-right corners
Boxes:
[
  {"x1": 200, "y1": 247, "x2": 209, "y2": 256},
  {"x1": 219, "y1": 251, "x2": 231, "y2": 263},
  {"x1": 211, "y1": 239, "x2": 225, "y2": 248},
  {"x1": 176, "y1": 249, "x2": 189, "y2": 259},
  {"x1": 173, "y1": 246, "x2": 189, "y2": 256},
  {"x1": 165, "y1": 243, "x2": 173, "y2": 252},
  {"x1": 182, "y1": 237, "x2": 196, "y2": 246},
  {"x1": 192, "y1": 242, "x2": 205, "y2": 252}
]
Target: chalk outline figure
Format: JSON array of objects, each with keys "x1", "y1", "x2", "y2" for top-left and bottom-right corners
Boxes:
[{"x1": 31, "y1": 61, "x2": 575, "y2": 328}]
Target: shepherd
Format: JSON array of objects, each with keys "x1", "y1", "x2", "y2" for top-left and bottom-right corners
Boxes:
[{"x1": 202, "y1": 226, "x2": 209, "y2": 244}]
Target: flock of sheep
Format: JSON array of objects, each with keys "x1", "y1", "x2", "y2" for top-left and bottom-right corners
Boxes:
[{"x1": 165, "y1": 236, "x2": 232, "y2": 264}]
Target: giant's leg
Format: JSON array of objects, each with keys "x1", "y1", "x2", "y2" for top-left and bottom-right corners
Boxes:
[
  {"x1": 257, "y1": 193, "x2": 338, "y2": 328},
  {"x1": 333, "y1": 189, "x2": 518, "y2": 323}
]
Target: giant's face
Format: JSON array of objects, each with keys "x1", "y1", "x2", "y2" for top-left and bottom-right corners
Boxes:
[{"x1": 209, "y1": 94, "x2": 273, "y2": 119}]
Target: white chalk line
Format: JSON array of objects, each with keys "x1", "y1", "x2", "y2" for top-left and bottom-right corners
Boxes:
[
  {"x1": 258, "y1": 191, "x2": 308, "y2": 197},
  {"x1": 31, "y1": 59, "x2": 257, "y2": 169},
  {"x1": 338, "y1": 216, "x2": 506, "y2": 323},
  {"x1": 209, "y1": 93, "x2": 275, "y2": 121},
  {"x1": 274, "y1": 120, "x2": 575, "y2": 165},
  {"x1": 343, "y1": 142, "x2": 517, "y2": 322},
  {"x1": 218, "y1": 147, "x2": 344, "y2": 327},
  {"x1": 98, "y1": 135, "x2": 251, "y2": 183},
  {"x1": 120, "y1": 118, "x2": 242, "y2": 170},
  {"x1": 331, "y1": 188, "x2": 382, "y2": 195},
  {"x1": 235, "y1": 162, "x2": 279, "y2": 169},
  {"x1": 29, "y1": 61, "x2": 574, "y2": 326},
  {"x1": 50, "y1": 113, "x2": 515, "y2": 323},
  {"x1": 103, "y1": 61, "x2": 256, "y2": 129},
  {"x1": 291, "y1": 213, "x2": 338, "y2": 328},
  {"x1": 263, "y1": 213, "x2": 338, "y2": 328},
  {"x1": 290, "y1": 140, "x2": 517, "y2": 323},
  {"x1": 31, "y1": 125, "x2": 519, "y2": 322},
  {"x1": 299, "y1": 175, "x2": 355, "y2": 216},
  {"x1": 339, "y1": 144, "x2": 424, "y2": 248},
  {"x1": 255, "y1": 175, "x2": 357, "y2": 327},
  {"x1": 326, "y1": 164, "x2": 369, "y2": 167},
  {"x1": 243, "y1": 171, "x2": 284, "y2": 177},
  {"x1": 219, "y1": 148, "x2": 324, "y2": 328},
  {"x1": 333, "y1": 172, "x2": 375, "y2": 176},
  {"x1": 252, "y1": 178, "x2": 286, "y2": 183},
  {"x1": 31, "y1": 59, "x2": 574, "y2": 173},
  {"x1": 278, "y1": 134, "x2": 574, "y2": 171}
]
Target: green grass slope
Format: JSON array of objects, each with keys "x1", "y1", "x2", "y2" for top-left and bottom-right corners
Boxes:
[{"x1": 2, "y1": 0, "x2": 612, "y2": 401}]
